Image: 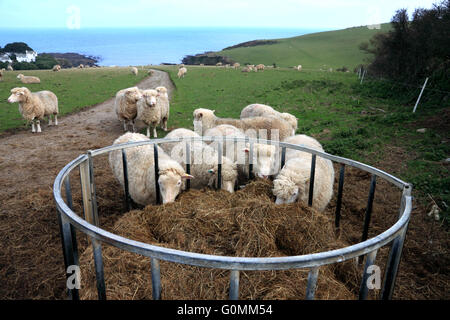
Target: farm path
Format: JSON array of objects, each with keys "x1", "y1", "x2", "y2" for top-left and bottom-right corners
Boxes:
[{"x1": 0, "y1": 69, "x2": 174, "y2": 299}]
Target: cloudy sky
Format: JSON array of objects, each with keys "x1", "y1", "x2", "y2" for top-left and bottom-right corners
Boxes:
[{"x1": 0, "y1": 0, "x2": 439, "y2": 29}]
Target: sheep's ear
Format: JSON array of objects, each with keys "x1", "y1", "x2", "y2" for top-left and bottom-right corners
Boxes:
[
  {"x1": 207, "y1": 169, "x2": 215, "y2": 174},
  {"x1": 181, "y1": 174, "x2": 194, "y2": 179}
]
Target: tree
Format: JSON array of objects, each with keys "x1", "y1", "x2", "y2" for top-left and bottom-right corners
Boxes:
[{"x1": 2, "y1": 42, "x2": 34, "y2": 53}]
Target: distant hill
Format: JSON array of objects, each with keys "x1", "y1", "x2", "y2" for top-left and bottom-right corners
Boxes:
[
  {"x1": 184, "y1": 23, "x2": 391, "y2": 69},
  {"x1": 44, "y1": 52, "x2": 99, "y2": 68}
]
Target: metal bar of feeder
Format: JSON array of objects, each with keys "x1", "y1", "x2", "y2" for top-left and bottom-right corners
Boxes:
[
  {"x1": 248, "y1": 141, "x2": 254, "y2": 180},
  {"x1": 305, "y1": 267, "x2": 319, "y2": 300},
  {"x1": 121, "y1": 149, "x2": 131, "y2": 212},
  {"x1": 229, "y1": 270, "x2": 240, "y2": 300},
  {"x1": 217, "y1": 141, "x2": 223, "y2": 190},
  {"x1": 151, "y1": 258, "x2": 162, "y2": 300},
  {"x1": 281, "y1": 146, "x2": 286, "y2": 169},
  {"x1": 185, "y1": 141, "x2": 191, "y2": 190},
  {"x1": 92, "y1": 238, "x2": 106, "y2": 300},
  {"x1": 308, "y1": 154, "x2": 316, "y2": 207},
  {"x1": 335, "y1": 164, "x2": 345, "y2": 229},
  {"x1": 361, "y1": 175, "x2": 377, "y2": 242},
  {"x1": 87, "y1": 151, "x2": 99, "y2": 227},
  {"x1": 154, "y1": 144, "x2": 161, "y2": 205},
  {"x1": 358, "y1": 249, "x2": 378, "y2": 300}
]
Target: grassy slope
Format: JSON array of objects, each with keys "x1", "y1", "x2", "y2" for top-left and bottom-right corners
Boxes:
[
  {"x1": 0, "y1": 67, "x2": 147, "y2": 131},
  {"x1": 216, "y1": 24, "x2": 391, "y2": 69},
  {"x1": 156, "y1": 65, "x2": 449, "y2": 221}
]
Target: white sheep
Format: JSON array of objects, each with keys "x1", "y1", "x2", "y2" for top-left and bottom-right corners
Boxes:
[
  {"x1": 109, "y1": 132, "x2": 194, "y2": 205},
  {"x1": 240, "y1": 103, "x2": 298, "y2": 135},
  {"x1": 256, "y1": 64, "x2": 265, "y2": 71},
  {"x1": 296, "y1": 65, "x2": 302, "y2": 71},
  {"x1": 156, "y1": 86, "x2": 170, "y2": 131},
  {"x1": 131, "y1": 67, "x2": 138, "y2": 76},
  {"x1": 233, "y1": 63, "x2": 240, "y2": 69},
  {"x1": 273, "y1": 134, "x2": 334, "y2": 212},
  {"x1": 177, "y1": 67, "x2": 187, "y2": 78},
  {"x1": 159, "y1": 128, "x2": 200, "y2": 155},
  {"x1": 7, "y1": 87, "x2": 58, "y2": 133},
  {"x1": 17, "y1": 74, "x2": 41, "y2": 84},
  {"x1": 78, "y1": 64, "x2": 84, "y2": 69},
  {"x1": 115, "y1": 86, "x2": 143, "y2": 132},
  {"x1": 170, "y1": 140, "x2": 238, "y2": 193},
  {"x1": 193, "y1": 108, "x2": 293, "y2": 141},
  {"x1": 52, "y1": 65, "x2": 61, "y2": 72},
  {"x1": 204, "y1": 124, "x2": 280, "y2": 179},
  {"x1": 136, "y1": 89, "x2": 160, "y2": 138},
  {"x1": 216, "y1": 62, "x2": 223, "y2": 66}
]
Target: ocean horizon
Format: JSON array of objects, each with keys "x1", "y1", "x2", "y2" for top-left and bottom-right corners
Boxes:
[{"x1": 0, "y1": 27, "x2": 328, "y2": 66}]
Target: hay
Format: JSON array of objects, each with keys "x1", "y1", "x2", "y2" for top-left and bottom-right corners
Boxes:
[{"x1": 79, "y1": 179, "x2": 360, "y2": 300}]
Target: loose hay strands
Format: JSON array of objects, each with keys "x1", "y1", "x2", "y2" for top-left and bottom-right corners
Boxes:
[{"x1": 79, "y1": 179, "x2": 360, "y2": 300}]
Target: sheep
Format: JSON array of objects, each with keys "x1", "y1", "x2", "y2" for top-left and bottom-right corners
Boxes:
[
  {"x1": 240, "y1": 103, "x2": 298, "y2": 135},
  {"x1": 148, "y1": 69, "x2": 154, "y2": 76},
  {"x1": 131, "y1": 67, "x2": 138, "y2": 76},
  {"x1": 216, "y1": 62, "x2": 222, "y2": 66},
  {"x1": 204, "y1": 124, "x2": 280, "y2": 180},
  {"x1": 193, "y1": 108, "x2": 293, "y2": 141},
  {"x1": 136, "y1": 89, "x2": 160, "y2": 138},
  {"x1": 156, "y1": 86, "x2": 170, "y2": 131},
  {"x1": 177, "y1": 67, "x2": 187, "y2": 78},
  {"x1": 109, "y1": 132, "x2": 194, "y2": 205},
  {"x1": 159, "y1": 128, "x2": 200, "y2": 155},
  {"x1": 272, "y1": 134, "x2": 334, "y2": 212},
  {"x1": 233, "y1": 62, "x2": 240, "y2": 69},
  {"x1": 78, "y1": 64, "x2": 84, "y2": 69},
  {"x1": 241, "y1": 67, "x2": 251, "y2": 73},
  {"x1": 115, "y1": 86, "x2": 143, "y2": 132},
  {"x1": 17, "y1": 74, "x2": 41, "y2": 84},
  {"x1": 170, "y1": 140, "x2": 238, "y2": 193},
  {"x1": 256, "y1": 64, "x2": 265, "y2": 71},
  {"x1": 52, "y1": 65, "x2": 61, "y2": 72},
  {"x1": 7, "y1": 87, "x2": 58, "y2": 133}
]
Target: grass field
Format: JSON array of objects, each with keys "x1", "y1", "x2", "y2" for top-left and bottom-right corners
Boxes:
[
  {"x1": 156, "y1": 65, "x2": 449, "y2": 222},
  {"x1": 215, "y1": 24, "x2": 391, "y2": 69},
  {"x1": 0, "y1": 67, "x2": 148, "y2": 132}
]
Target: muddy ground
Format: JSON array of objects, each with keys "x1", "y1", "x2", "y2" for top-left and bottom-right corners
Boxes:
[{"x1": 0, "y1": 70, "x2": 448, "y2": 299}]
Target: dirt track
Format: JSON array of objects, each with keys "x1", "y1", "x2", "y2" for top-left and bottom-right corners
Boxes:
[{"x1": 0, "y1": 70, "x2": 174, "y2": 299}]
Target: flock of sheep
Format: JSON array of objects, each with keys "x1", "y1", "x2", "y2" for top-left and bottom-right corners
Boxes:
[
  {"x1": 5, "y1": 64, "x2": 334, "y2": 212},
  {"x1": 109, "y1": 76, "x2": 334, "y2": 212}
]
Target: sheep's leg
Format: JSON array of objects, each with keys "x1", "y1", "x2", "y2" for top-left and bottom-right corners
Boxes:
[
  {"x1": 123, "y1": 121, "x2": 127, "y2": 132},
  {"x1": 54, "y1": 115, "x2": 58, "y2": 126},
  {"x1": 146, "y1": 126, "x2": 150, "y2": 138},
  {"x1": 163, "y1": 118, "x2": 168, "y2": 131},
  {"x1": 153, "y1": 127, "x2": 157, "y2": 138},
  {"x1": 48, "y1": 116, "x2": 53, "y2": 126},
  {"x1": 31, "y1": 122, "x2": 36, "y2": 133},
  {"x1": 36, "y1": 120, "x2": 42, "y2": 133},
  {"x1": 131, "y1": 120, "x2": 136, "y2": 133}
]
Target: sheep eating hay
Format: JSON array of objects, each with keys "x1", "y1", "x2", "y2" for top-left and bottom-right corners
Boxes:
[
  {"x1": 273, "y1": 135, "x2": 335, "y2": 212},
  {"x1": 193, "y1": 108, "x2": 293, "y2": 141},
  {"x1": 109, "y1": 132, "x2": 193, "y2": 205},
  {"x1": 7, "y1": 87, "x2": 59, "y2": 133}
]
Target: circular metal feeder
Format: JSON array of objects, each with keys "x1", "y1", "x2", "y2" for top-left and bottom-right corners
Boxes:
[{"x1": 53, "y1": 136, "x2": 412, "y2": 300}]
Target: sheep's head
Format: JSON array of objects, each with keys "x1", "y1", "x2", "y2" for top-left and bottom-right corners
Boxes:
[
  {"x1": 193, "y1": 108, "x2": 216, "y2": 134},
  {"x1": 16, "y1": 74, "x2": 24, "y2": 79},
  {"x1": 273, "y1": 176, "x2": 299, "y2": 204},
  {"x1": 8, "y1": 87, "x2": 30, "y2": 103},
  {"x1": 244, "y1": 143, "x2": 278, "y2": 178},
  {"x1": 280, "y1": 113, "x2": 298, "y2": 134},
  {"x1": 158, "y1": 167, "x2": 194, "y2": 204},
  {"x1": 141, "y1": 89, "x2": 157, "y2": 107},
  {"x1": 156, "y1": 86, "x2": 168, "y2": 98},
  {"x1": 124, "y1": 87, "x2": 143, "y2": 103},
  {"x1": 207, "y1": 160, "x2": 238, "y2": 193}
]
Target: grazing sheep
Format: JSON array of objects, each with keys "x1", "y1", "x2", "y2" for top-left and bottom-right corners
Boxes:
[
  {"x1": 233, "y1": 62, "x2": 240, "y2": 69},
  {"x1": 170, "y1": 140, "x2": 238, "y2": 193},
  {"x1": 177, "y1": 67, "x2": 187, "y2": 78},
  {"x1": 136, "y1": 89, "x2": 160, "y2": 138},
  {"x1": 216, "y1": 62, "x2": 222, "y2": 66},
  {"x1": 295, "y1": 65, "x2": 302, "y2": 71},
  {"x1": 78, "y1": 64, "x2": 84, "y2": 69},
  {"x1": 241, "y1": 67, "x2": 251, "y2": 73},
  {"x1": 109, "y1": 132, "x2": 194, "y2": 205},
  {"x1": 148, "y1": 69, "x2": 154, "y2": 76},
  {"x1": 52, "y1": 65, "x2": 61, "y2": 72},
  {"x1": 17, "y1": 74, "x2": 41, "y2": 84},
  {"x1": 131, "y1": 67, "x2": 138, "y2": 76},
  {"x1": 156, "y1": 86, "x2": 170, "y2": 131},
  {"x1": 240, "y1": 103, "x2": 298, "y2": 135},
  {"x1": 159, "y1": 128, "x2": 200, "y2": 155},
  {"x1": 115, "y1": 86, "x2": 143, "y2": 132},
  {"x1": 7, "y1": 87, "x2": 58, "y2": 133},
  {"x1": 273, "y1": 134, "x2": 334, "y2": 211},
  {"x1": 193, "y1": 108, "x2": 293, "y2": 141},
  {"x1": 256, "y1": 64, "x2": 265, "y2": 71}
]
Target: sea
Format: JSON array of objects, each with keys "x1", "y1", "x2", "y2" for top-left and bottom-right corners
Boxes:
[{"x1": 0, "y1": 27, "x2": 325, "y2": 66}]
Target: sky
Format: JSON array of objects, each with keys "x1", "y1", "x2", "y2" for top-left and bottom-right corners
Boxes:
[{"x1": 0, "y1": 0, "x2": 440, "y2": 30}]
